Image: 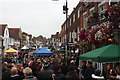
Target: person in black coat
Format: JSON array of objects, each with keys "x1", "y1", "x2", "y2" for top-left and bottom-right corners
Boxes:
[{"x1": 84, "y1": 60, "x2": 95, "y2": 80}]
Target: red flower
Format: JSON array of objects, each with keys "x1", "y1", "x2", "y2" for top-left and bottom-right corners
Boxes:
[{"x1": 79, "y1": 31, "x2": 86, "y2": 40}]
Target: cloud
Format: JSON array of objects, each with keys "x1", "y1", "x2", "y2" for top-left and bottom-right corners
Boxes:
[{"x1": 0, "y1": 0, "x2": 80, "y2": 38}]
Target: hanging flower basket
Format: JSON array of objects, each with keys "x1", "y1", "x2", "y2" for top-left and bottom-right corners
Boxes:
[
  {"x1": 109, "y1": 4, "x2": 120, "y2": 21},
  {"x1": 79, "y1": 29, "x2": 87, "y2": 41},
  {"x1": 79, "y1": 22, "x2": 114, "y2": 50},
  {"x1": 95, "y1": 25, "x2": 113, "y2": 42}
]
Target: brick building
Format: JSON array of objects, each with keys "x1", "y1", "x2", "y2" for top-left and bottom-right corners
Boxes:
[
  {"x1": 61, "y1": 1, "x2": 111, "y2": 43},
  {"x1": 60, "y1": 1, "x2": 120, "y2": 54}
]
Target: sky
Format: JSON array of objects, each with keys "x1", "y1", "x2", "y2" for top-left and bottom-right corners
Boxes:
[{"x1": 0, "y1": 0, "x2": 80, "y2": 38}]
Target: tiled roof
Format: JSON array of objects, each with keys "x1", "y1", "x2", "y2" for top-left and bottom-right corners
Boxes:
[
  {"x1": 8, "y1": 28, "x2": 21, "y2": 40},
  {"x1": 0, "y1": 24, "x2": 7, "y2": 36}
]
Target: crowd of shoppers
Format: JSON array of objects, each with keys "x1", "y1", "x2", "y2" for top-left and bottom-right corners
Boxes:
[
  {"x1": 80, "y1": 60, "x2": 120, "y2": 80},
  {"x1": 2, "y1": 52, "x2": 79, "y2": 80},
  {"x1": 1, "y1": 51, "x2": 120, "y2": 80}
]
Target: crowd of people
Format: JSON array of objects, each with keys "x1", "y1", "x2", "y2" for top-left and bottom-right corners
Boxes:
[
  {"x1": 2, "y1": 51, "x2": 79, "y2": 80},
  {"x1": 1, "y1": 50, "x2": 120, "y2": 80},
  {"x1": 80, "y1": 60, "x2": 120, "y2": 80}
]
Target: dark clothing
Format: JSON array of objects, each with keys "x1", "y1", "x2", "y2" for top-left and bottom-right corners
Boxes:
[
  {"x1": 10, "y1": 74, "x2": 23, "y2": 80},
  {"x1": 29, "y1": 66, "x2": 37, "y2": 77},
  {"x1": 2, "y1": 68, "x2": 11, "y2": 80},
  {"x1": 23, "y1": 74, "x2": 37, "y2": 80},
  {"x1": 4, "y1": 58, "x2": 12, "y2": 63},
  {"x1": 103, "y1": 69, "x2": 110, "y2": 80},
  {"x1": 18, "y1": 70, "x2": 24, "y2": 77},
  {"x1": 66, "y1": 70, "x2": 79, "y2": 80},
  {"x1": 54, "y1": 72, "x2": 65, "y2": 80},
  {"x1": 37, "y1": 69, "x2": 54, "y2": 80},
  {"x1": 48, "y1": 63, "x2": 55, "y2": 71},
  {"x1": 23, "y1": 62, "x2": 28, "y2": 68},
  {"x1": 84, "y1": 66, "x2": 95, "y2": 80},
  {"x1": 81, "y1": 64, "x2": 87, "y2": 76},
  {"x1": 60, "y1": 63, "x2": 68, "y2": 75},
  {"x1": 75, "y1": 56, "x2": 79, "y2": 67}
]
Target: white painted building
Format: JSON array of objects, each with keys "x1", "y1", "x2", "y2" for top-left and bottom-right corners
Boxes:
[{"x1": 0, "y1": 24, "x2": 10, "y2": 51}]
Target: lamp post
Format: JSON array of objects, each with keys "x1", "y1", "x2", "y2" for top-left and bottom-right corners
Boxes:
[
  {"x1": 52, "y1": 0, "x2": 69, "y2": 64},
  {"x1": 63, "y1": 0, "x2": 69, "y2": 63}
]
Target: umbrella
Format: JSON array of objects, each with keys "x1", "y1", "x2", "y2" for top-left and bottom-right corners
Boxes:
[
  {"x1": 79, "y1": 44, "x2": 120, "y2": 63},
  {"x1": 4, "y1": 48, "x2": 17, "y2": 53},
  {"x1": 15, "y1": 50, "x2": 20, "y2": 52},
  {"x1": 21, "y1": 46, "x2": 29, "y2": 50},
  {"x1": 33, "y1": 48, "x2": 53, "y2": 55}
]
